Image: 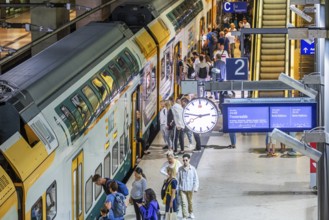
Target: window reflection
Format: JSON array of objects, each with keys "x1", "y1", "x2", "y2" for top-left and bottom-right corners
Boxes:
[
  {"x1": 71, "y1": 94, "x2": 91, "y2": 125},
  {"x1": 46, "y1": 182, "x2": 57, "y2": 220},
  {"x1": 31, "y1": 198, "x2": 43, "y2": 220},
  {"x1": 92, "y1": 77, "x2": 109, "y2": 104}
]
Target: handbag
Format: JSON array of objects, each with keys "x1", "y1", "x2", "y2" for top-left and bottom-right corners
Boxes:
[{"x1": 165, "y1": 208, "x2": 177, "y2": 220}]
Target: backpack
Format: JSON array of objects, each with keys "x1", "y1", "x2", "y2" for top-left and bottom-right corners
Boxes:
[
  {"x1": 112, "y1": 192, "x2": 126, "y2": 218},
  {"x1": 210, "y1": 32, "x2": 218, "y2": 45},
  {"x1": 198, "y1": 66, "x2": 207, "y2": 79},
  {"x1": 161, "y1": 178, "x2": 175, "y2": 203},
  {"x1": 105, "y1": 179, "x2": 129, "y2": 196},
  {"x1": 187, "y1": 64, "x2": 195, "y2": 79}
]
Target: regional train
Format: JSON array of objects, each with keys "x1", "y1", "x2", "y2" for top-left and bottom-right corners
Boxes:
[{"x1": 0, "y1": 0, "x2": 216, "y2": 219}]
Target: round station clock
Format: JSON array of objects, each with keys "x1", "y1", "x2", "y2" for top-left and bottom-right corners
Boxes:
[{"x1": 183, "y1": 98, "x2": 219, "y2": 134}]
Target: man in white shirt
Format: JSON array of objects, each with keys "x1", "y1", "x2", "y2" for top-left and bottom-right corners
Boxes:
[
  {"x1": 160, "y1": 100, "x2": 171, "y2": 149},
  {"x1": 214, "y1": 43, "x2": 230, "y2": 63},
  {"x1": 171, "y1": 99, "x2": 185, "y2": 154},
  {"x1": 225, "y1": 28, "x2": 236, "y2": 58},
  {"x1": 160, "y1": 151, "x2": 182, "y2": 176},
  {"x1": 242, "y1": 17, "x2": 251, "y2": 28},
  {"x1": 177, "y1": 154, "x2": 199, "y2": 220}
]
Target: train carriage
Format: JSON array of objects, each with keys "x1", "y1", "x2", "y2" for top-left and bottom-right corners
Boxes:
[{"x1": 0, "y1": 0, "x2": 217, "y2": 219}]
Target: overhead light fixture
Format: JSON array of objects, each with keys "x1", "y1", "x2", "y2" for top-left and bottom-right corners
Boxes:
[
  {"x1": 278, "y1": 73, "x2": 318, "y2": 99},
  {"x1": 289, "y1": 5, "x2": 312, "y2": 22},
  {"x1": 271, "y1": 128, "x2": 322, "y2": 162}
]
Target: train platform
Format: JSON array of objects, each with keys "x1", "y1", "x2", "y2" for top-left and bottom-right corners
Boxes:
[{"x1": 124, "y1": 129, "x2": 317, "y2": 220}]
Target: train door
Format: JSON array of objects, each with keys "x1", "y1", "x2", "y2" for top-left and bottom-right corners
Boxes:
[
  {"x1": 130, "y1": 90, "x2": 139, "y2": 168},
  {"x1": 199, "y1": 17, "x2": 206, "y2": 52},
  {"x1": 174, "y1": 42, "x2": 182, "y2": 98},
  {"x1": 71, "y1": 151, "x2": 84, "y2": 220}
]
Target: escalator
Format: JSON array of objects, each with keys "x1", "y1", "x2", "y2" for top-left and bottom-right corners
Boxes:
[{"x1": 253, "y1": 0, "x2": 289, "y2": 97}]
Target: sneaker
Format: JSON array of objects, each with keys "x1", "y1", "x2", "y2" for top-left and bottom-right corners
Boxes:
[
  {"x1": 144, "y1": 151, "x2": 151, "y2": 155},
  {"x1": 193, "y1": 149, "x2": 201, "y2": 153},
  {"x1": 189, "y1": 213, "x2": 195, "y2": 219},
  {"x1": 188, "y1": 143, "x2": 194, "y2": 148},
  {"x1": 178, "y1": 151, "x2": 185, "y2": 155}
]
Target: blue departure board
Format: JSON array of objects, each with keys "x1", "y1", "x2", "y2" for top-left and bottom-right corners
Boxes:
[
  {"x1": 227, "y1": 107, "x2": 269, "y2": 130},
  {"x1": 222, "y1": 102, "x2": 316, "y2": 132}
]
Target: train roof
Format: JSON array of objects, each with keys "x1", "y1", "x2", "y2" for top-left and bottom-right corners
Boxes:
[
  {"x1": 110, "y1": 0, "x2": 176, "y2": 33},
  {"x1": 0, "y1": 22, "x2": 133, "y2": 115}
]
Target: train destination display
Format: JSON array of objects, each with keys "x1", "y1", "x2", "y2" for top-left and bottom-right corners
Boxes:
[
  {"x1": 227, "y1": 106, "x2": 269, "y2": 130},
  {"x1": 222, "y1": 102, "x2": 316, "y2": 132}
]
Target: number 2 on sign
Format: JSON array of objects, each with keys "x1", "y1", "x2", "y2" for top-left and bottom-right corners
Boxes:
[{"x1": 234, "y1": 59, "x2": 245, "y2": 75}]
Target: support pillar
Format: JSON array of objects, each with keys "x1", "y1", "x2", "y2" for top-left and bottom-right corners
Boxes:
[
  {"x1": 75, "y1": 0, "x2": 110, "y2": 28},
  {"x1": 318, "y1": 1, "x2": 329, "y2": 219},
  {"x1": 30, "y1": 0, "x2": 70, "y2": 54}
]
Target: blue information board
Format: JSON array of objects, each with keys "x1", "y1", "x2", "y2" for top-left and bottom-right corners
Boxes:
[
  {"x1": 223, "y1": 2, "x2": 247, "y2": 13},
  {"x1": 222, "y1": 102, "x2": 316, "y2": 132},
  {"x1": 300, "y1": 40, "x2": 315, "y2": 55},
  {"x1": 226, "y1": 58, "x2": 249, "y2": 80}
]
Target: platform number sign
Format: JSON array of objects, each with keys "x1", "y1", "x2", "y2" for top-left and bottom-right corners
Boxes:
[{"x1": 226, "y1": 58, "x2": 248, "y2": 80}]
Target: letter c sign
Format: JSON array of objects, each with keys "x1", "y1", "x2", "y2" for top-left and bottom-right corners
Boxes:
[{"x1": 223, "y1": 2, "x2": 234, "y2": 13}]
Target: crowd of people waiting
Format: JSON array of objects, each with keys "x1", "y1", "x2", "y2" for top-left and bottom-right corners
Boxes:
[{"x1": 92, "y1": 149, "x2": 199, "y2": 220}]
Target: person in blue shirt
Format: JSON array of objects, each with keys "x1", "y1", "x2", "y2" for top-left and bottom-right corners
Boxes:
[
  {"x1": 105, "y1": 182, "x2": 125, "y2": 220},
  {"x1": 137, "y1": 188, "x2": 160, "y2": 220}
]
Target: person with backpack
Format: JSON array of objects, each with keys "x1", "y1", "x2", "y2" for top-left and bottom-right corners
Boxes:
[
  {"x1": 129, "y1": 167, "x2": 147, "y2": 220},
  {"x1": 137, "y1": 188, "x2": 161, "y2": 220},
  {"x1": 161, "y1": 166, "x2": 178, "y2": 220},
  {"x1": 92, "y1": 174, "x2": 129, "y2": 197},
  {"x1": 105, "y1": 181, "x2": 126, "y2": 220},
  {"x1": 205, "y1": 29, "x2": 218, "y2": 59},
  {"x1": 194, "y1": 55, "x2": 210, "y2": 97}
]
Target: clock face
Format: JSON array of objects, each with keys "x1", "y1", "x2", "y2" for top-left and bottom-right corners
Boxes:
[{"x1": 183, "y1": 98, "x2": 218, "y2": 133}]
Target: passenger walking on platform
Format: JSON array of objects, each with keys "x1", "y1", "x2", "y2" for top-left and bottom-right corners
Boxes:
[
  {"x1": 160, "y1": 100, "x2": 171, "y2": 150},
  {"x1": 92, "y1": 174, "x2": 129, "y2": 197},
  {"x1": 165, "y1": 100, "x2": 175, "y2": 151},
  {"x1": 214, "y1": 43, "x2": 229, "y2": 63},
  {"x1": 205, "y1": 29, "x2": 218, "y2": 59},
  {"x1": 192, "y1": 51, "x2": 200, "y2": 70},
  {"x1": 162, "y1": 166, "x2": 178, "y2": 219},
  {"x1": 177, "y1": 154, "x2": 199, "y2": 220},
  {"x1": 225, "y1": 26, "x2": 236, "y2": 58},
  {"x1": 180, "y1": 98, "x2": 202, "y2": 152},
  {"x1": 105, "y1": 182, "x2": 125, "y2": 220},
  {"x1": 176, "y1": 54, "x2": 184, "y2": 85},
  {"x1": 129, "y1": 167, "x2": 147, "y2": 220},
  {"x1": 160, "y1": 151, "x2": 182, "y2": 177},
  {"x1": 228, "y1": 133, "x2": 237, "y2": 149},
  {"x1": 171, "y1": 99, "x2": 185, "y2": 155},
  {"x1": 218, "y1": 31, "x2": 230, "y2": 54},
  {"x1": 137, "y1": 188, "x2": 160, "y2": 220},
  {"x1": 213, "y1": 53, "x2": 226, "y2": 103},
  {"x1": 135, "y1": 110, "x2": 150, "y2": 157},
  {"x1": 266, "y1": 132, "x2": 277, "y2": 157}
]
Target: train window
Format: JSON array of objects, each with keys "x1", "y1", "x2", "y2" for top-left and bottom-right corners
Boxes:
[
  {"x1": 31, "y1": 197, "x2": 42, "y2": 220},
  {"x1": 46, "y1": 182, "x2": 57, "y2": 220},
  {"x1": 59, "y1": 106, "x2": 79, "y2": 141},
  {"x1": 104, "y1": 152, "x2": 111, "y2": 179},
  {"x1": 85, "y1": 176, "x2": 93, "y2": 213},
  {"x1": 71, "y1": 94, "x2": 91, "y2": 127},
  {"x1": 112, "y1": 142, "x2": 119, "y2": 175},
  {"x1": 120, "y1": 134, "x2": 125, "y2": 163},
  {"x1": 100, "y1": 70, "x2": 118, "y2": 96},
  {"x1": 124, "y1": 50, "x2": 138, "y2": 70},
  {"x1": 94, "y1": 164, "x2": 102, "y2": 200},
  {"x1": 82, "y1": 85, "x2": 100, "y2": 115},
  {"x1": 92, "y1": 77, "x2": 110, "y2": 105},
  {"x1": 116, "y1": 56, "x2": 131, "y2": 80},
  {"x1": 108, "y1": 63, "x2": 125, "y2": 88}
]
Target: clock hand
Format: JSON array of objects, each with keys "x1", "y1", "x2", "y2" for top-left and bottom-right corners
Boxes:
[{"x1": 184, "y1": 113, "x2": 202, "y2": 117}]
